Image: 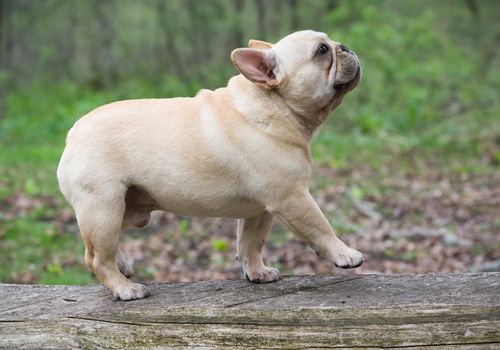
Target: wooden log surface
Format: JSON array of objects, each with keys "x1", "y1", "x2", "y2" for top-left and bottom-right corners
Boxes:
[{"x1": 0, "y1": 273, "x2": 499, "y2": 349}]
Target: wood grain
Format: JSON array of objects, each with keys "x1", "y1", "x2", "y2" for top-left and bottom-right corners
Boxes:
[{"x1": 1, "y1": 273, "x2": 499, "y2": 349}]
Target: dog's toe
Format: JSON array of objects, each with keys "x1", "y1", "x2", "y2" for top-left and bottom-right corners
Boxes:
[
  {"x1": 246, "y1": 266, "x2": 281, "y2": 283},
  {"x1": 333, "y1": 247, "x2": 365, "y2": 269},
  {"x1": 114, "y1": 283, "x2": 149, "y2": 301}
]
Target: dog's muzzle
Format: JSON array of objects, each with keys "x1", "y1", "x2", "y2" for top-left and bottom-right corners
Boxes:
[{"x1": 334, "y1": 65, "x2": 361, "y2": 92}]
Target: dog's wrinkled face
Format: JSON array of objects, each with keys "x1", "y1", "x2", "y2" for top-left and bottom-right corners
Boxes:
[{"x1": 231, "y1": 30, "x2": 361, "y2": 117}]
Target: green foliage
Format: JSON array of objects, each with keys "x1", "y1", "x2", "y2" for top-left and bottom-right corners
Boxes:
[
  {"x1": 317, "y1": 0, "x2": 500, "y2": 165},
  {"x1": 1, "y1": 214, "x2": 93, "y2": 284},
  {"x1": 211, "y1": 239, "x2": 229, "y2": 252},
  {"x1": 0, "y1": 76, "x2": 198, "y2": 146},
  {"x1": 178, "y1": 219, "x2": 191, "y2": 238}
]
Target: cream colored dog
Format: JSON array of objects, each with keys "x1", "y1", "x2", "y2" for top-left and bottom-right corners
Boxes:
[{"x1": 57, "y1": 30, "x2": 363, "y2": 300}]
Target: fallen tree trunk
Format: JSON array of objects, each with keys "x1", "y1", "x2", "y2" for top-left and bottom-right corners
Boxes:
[{"x1": 1, "y1": 273, "x2": 499, "y2": 349}]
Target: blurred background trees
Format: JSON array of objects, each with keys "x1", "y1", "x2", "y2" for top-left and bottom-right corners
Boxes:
[
  {"x1": 2, "y1": 0, "x2": 338, "y2": 91},
  {"x1": 0, "y1": 0, "x2": 499, "y2": 284},
  {"x1": 1, "y1": 0, "x2": 498, "y2": 146}
]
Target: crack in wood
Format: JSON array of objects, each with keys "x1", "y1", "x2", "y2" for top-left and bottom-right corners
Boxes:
[
  {"x1": 67, "y1": 315, "x2": 331, "y2": 328},
  {"x1": 66, "y1": 309, "x2": 499, "y2": 328},
  {"x1": 68, "y1": 316, "x2": 151, "y2": 327},
  {"x1": 0, "y1": 293, "x2": 70, "y2": 314},
  {"x1": 223, "y1": 276, "x2": 361, "y2": 308}
]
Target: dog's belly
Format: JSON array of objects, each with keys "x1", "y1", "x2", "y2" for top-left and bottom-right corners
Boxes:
[
  {"x1": 159, "y1": 196, "x2": 265, "y2": 218},
  {"x1": 137, "y1": 182, "x2": 266, "y2": 218}
]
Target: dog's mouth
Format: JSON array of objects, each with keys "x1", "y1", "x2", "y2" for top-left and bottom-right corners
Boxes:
[{"x1": 333, "y1": 65, "x2": 361, "y2": 92}]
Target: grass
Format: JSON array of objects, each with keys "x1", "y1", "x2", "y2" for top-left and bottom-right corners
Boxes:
[{"x1": 1, "y1": 217, "x2": 92, "y2": 284}]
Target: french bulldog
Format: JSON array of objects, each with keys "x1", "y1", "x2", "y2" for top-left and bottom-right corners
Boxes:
[{"x1": 57, "y1": 30, "x2": 363, "y2": 300}]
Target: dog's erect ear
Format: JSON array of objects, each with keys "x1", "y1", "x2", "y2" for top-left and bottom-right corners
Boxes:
[
  {"x1": 231, "y1": 48, "x2": 281, "y2": 89},
  {"x1": 248, "y1": 39, "x2": 273, "y2": 50}
]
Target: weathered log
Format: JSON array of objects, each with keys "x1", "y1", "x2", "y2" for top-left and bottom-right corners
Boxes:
[{"x1": 1, "y1": 273, "x2": 499, "y2": 349}]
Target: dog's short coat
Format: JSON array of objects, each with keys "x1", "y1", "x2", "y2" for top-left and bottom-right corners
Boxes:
[{"x1": 57, "y1": 30, "x2": 363, "y2": 300}]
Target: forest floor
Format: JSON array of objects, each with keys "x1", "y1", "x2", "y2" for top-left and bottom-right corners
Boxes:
[{"x1": 1, "y1": 150, "x2": 498, "y2": 284}]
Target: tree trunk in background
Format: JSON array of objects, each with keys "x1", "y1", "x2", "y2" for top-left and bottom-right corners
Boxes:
[
  {"x1": 232, "y1": 0, "x2": 245, "y2": 49},
  {"x1": 157, "y1": 0, "x2": 188, "y2": 83},
  {"x1": 185, "y1": 0, "x2": 213, "y2": 81},
  {"x1": 0, "y1": 0, "x2": 12, "y2": 121},
  {"x1": 288, "y1": 0, "x2": 299, "y2": 31},
  {"x1": 464, "y1": 0, "x2": 479, "y2": 18},
  {"x1": 256, "y1": 0, "x2": 267, "y2": 40},
  {"x1": 323, "y1": 0, "x2": 340, "y2": 29},
  {"x1": 91, "y1": 0, "x2": 116, "y2": 89}
]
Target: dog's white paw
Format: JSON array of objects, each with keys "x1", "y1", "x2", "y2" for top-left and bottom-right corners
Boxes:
[
  {"x1": 332, "y1": 247, "x2": 364, "y2": 269},
  {"x1": 245, "y1": 266, "x2": 281, "y2": 283},
  {"x1": 113, "y1": 283, "x2": 149, "y2": 301}
]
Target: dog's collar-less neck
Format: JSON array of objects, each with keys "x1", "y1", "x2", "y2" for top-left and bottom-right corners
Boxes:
[
  {"x1": 272, "y1": 86, "x2": 337, "y2": 140},
  {"x1": 227, "y1": 75, "x2": 312, "y2": 158}
]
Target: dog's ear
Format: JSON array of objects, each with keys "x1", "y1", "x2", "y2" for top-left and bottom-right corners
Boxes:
[
  {"x1": 231, "y1": 48, "x2": 282, "y2": 89},
  {"x1": 248, "y1": 39, "x2": 273, "y2": 50}
]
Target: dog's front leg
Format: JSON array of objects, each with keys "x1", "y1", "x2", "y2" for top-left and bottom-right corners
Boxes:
[
  {"x1": 237, "y1": 211, "x2": 281, "y2": 283},
  {"x1": 268, "y1": 189, "x2": 364, "y2": 268}
]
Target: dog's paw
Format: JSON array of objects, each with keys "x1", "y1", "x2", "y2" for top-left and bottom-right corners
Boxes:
[
  {"x1": 113, "y1": 283, "x2": 149, "y2": 301},
  {"x1": 332, "y1": 247, "x2": 364, "y2": 269},
  {"x1": 245, "y1": 266, "x2": 281, "y2": 283}
]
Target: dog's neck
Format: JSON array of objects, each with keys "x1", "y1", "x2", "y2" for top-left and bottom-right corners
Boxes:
[{"x1": 226, "y1": 75, "x2": 334, "y2": 146}]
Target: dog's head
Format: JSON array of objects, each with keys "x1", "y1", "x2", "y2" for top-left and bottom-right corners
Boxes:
[{"x1": 231, "y1": 30, "x2": 361, "y2": 118}]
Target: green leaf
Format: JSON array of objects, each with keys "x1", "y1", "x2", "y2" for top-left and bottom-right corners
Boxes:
[{"x1": 211, "y1": 239, "x2": 229, "y2": 252}]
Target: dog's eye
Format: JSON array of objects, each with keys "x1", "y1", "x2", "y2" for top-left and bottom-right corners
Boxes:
[{"x1": 317, "y1": 44, "x2": 329, "y2": 55}]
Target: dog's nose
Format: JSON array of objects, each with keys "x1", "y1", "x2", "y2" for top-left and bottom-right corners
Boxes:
[{"x1": 339, "y1": 43, "x2": 350, "y2": 53}]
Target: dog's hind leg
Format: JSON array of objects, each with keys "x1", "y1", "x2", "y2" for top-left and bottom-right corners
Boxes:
[
  {"x1": 116, "y1": 248, "x2": 134, "y2": 278},
  {"x1": 237, "y1": 211, "x2": 280, "y2": 283},
  {"x1": 75, "y1": 186, "x2": 148, "y2": 300}
]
